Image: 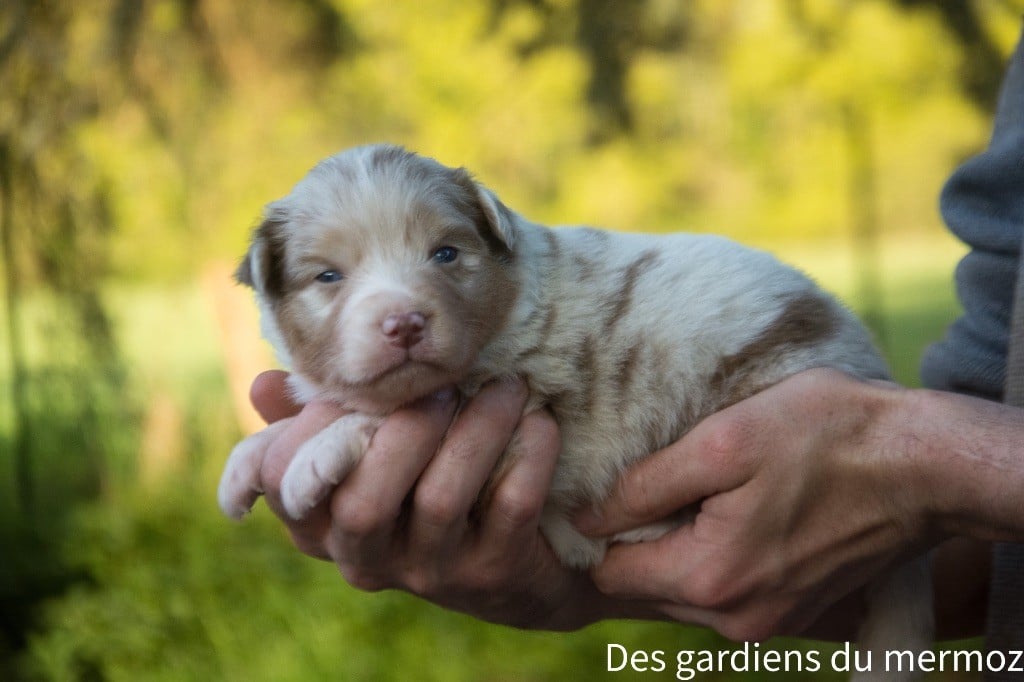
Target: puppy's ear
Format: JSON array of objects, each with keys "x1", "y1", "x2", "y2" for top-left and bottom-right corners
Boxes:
[
  {"x1": 235, "y1": 246, "x2": 256, "y2": 287},
  {"x1": 236, "y1": 217, "x2": 287, "y2": 299},
  {"x1": 452, "y1": 168, "x2": 517, "y2": 255},
  {"x1": 476, "y1": 185, "x2": 518, "y2": 252}
]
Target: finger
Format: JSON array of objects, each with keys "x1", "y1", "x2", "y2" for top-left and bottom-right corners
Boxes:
[
  {"x1": 592, "y1": 531, "x2": 722, "y2": 629},
  {"x1": 261, "y1": 400, "x2": 352, "y2": 510},
  {"x1": 327, "y1": 388, "x2": 459, "y2": 561},
  {"x1": 406, "y1": 379, "x2": 529, "y2": 559},
  {"x1": 478, "y1": 407, "x2": 560, "y2": 549},
  {"x1": 250, "y1": 370, "x2": 302, "y2": 423},
  {"x1": 260, "y1": 400, "x2": 351, "y2": 557},
  {"x1": 592, "y1": 531, "x2": 704, "y2": 606},
  {"x1": 575, "y1": 412, "x2": 759, "y2": 537}
]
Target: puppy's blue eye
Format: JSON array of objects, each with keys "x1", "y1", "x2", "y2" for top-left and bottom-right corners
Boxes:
[
  {"x1": 432, "y1": 246, "x2": 459, "y2": 264},
  {"x1": 314, "y1": 270, "x2": 343, "y2": 283}
]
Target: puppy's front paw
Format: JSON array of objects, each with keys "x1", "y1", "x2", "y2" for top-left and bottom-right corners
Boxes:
[
  {"x1": 541, "y1": 513, "x2": 608, "y2": 569},
  {"x1": 218, "y1": 419, "x2": 293, "y2": 519},
  {"x1": 280, "y1": 414, "x2": 378, "y2": 520}
]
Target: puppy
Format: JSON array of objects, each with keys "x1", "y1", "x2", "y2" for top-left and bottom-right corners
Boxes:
[{"x1": 218, "y1": 144, "x2": 931, "y2": 679}]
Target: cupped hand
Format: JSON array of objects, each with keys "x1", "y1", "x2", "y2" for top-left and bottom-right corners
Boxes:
[
  {"x1": 246, "y1": 370, "x2": 653, "y2": 630},
  {"x1": 576, "y1": 368, "x2": 935, "y2": 642}
]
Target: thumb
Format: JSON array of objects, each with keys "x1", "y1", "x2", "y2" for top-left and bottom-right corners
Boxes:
[
  {"x1": 250, "y1": 370, "x2": 302, "y2": 424},
  {"x1": 575, "y1": 414, "x2": 757, "y2": 537}
]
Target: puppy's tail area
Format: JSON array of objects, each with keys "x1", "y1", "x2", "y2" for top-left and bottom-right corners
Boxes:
[{"x1": 851, "y1": 555, "x2": 934, "y2": 682}]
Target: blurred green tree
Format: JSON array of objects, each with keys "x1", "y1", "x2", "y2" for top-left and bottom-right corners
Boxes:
[{"x1": 0, "y1": 0, "x2": 361, "y2": 673}]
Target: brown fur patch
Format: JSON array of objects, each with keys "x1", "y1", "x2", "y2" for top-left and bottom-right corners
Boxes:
[
  {"x1": 709, "y1": 292, "x2": 838, "y2": 410},
  {"x1": 572, "y1": 253, "x2": 596, "y2": 281},
  {"x1": 603, "y1": 249, "x2": 660, "y2": 334},
  {"x1": 580, "y1": 227, "x2": 610, "y2": 242},
  {"x1": 448, "y1": 167, "x2": 514, "y2": 260},
  {"x1": 542, "y1": 229, "x2": 561, "y2": 260},
  {"x1": 516, "y1": 303, "x2": 559, "y2": 361},
  {"x1": 573, "y1": 334, "x2": 599, "y2": 417},
  {"x1": 611, "y1": 342, "x2": 643, "y2": 399},
  {"x1": 241, "y1": 219, "x2": 289, "y2": 299}
]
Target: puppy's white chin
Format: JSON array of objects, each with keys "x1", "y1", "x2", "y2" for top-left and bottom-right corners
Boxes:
[
  {"x1": 318, "y1": 360, "x2": 457, "y2": 414},
  {"x1": 346, "y1": 347, "x2": 418, "y2": 385}
]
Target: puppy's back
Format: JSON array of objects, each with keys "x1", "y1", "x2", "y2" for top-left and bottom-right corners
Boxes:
[{"x1": 484, "y1": 224, "x2": 887, "y2": 506}]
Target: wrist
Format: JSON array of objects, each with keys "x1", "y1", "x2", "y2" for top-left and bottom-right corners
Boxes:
[
  {"x1": 853, "y1": 379, "x2": 938, "y2": 546},
  {"x1": 902, "y1": 387, "x2": 1024, "y2": 542}
]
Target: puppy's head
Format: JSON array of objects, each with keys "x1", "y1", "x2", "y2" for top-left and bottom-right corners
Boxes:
[{"x1": 237, "y1": 145, "x2": 520, "y2": 412}]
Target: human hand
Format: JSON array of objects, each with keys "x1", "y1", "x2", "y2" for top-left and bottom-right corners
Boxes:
[
  {"x1": 576, "y1": 368, "x2": 935, "y2": 642},
  {"x1": 245, "y1": 370, "x2": 651, "y2": 630}
]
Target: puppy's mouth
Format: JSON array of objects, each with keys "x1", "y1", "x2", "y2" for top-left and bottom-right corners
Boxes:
[
  {"x1": 355, "y1": 354, "x2": 440, "y2": 385},
  {"x1": 326, "y1": 351, "x2": 459, "y2": 413},
  {"x1": 343, "y1": 344, "x2": 455, "y2": 390}
]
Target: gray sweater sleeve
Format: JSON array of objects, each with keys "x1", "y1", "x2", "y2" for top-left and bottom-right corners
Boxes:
[{"x1": 920, "y1": 27, "x2": 1024, "y2": 401}]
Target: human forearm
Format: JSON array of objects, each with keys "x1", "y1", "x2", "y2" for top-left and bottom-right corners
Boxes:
[{"x1": 903, "y1": 387, "x2": 1024, "y2": 543}]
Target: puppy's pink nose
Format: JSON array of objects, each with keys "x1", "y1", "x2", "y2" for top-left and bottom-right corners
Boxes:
[{"x1": 382, "y1": 311, "x2": 426, "y2": 348}]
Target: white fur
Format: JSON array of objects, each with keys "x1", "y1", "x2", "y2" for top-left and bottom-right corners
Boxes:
[
  {"x1": 280, "y1": 413, "x2": 381, "y2": 519},
  {"x1": 218, "y1": 418, "x2": 293, "y2": 520}
]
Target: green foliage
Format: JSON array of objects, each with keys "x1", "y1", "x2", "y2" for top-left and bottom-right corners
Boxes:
[
  {"x1": 10, "y1": 0, "x2": 1015, "y2": 281},
  {"x1": 23, "y1": 479, "x2": 844, "y2": 682}
]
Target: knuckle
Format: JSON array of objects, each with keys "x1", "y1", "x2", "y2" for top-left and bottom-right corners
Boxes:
[
  {"x1": 330, "y1": 494, "x2": 394, "y2": 537},
  {"x1": 489, "y1": 485, "x2": 543, "y2": 528},
  {"x1": 413, "y1": 486, "x2": 463, "y2": 528},
  {"x1": 290, "y1": 531, "x2": 329, "y2": 560},
  {"x1": 699, "y1": 416, "x2": 755, "y2": 470},
  {"x1": 401, "y1": 567, "x2": 441, "y2": 597},
  {"x1": 685, "y1": 570, "x2": 740, "y2": 611},
  {"x1": 338, "y1": 564, "x2": 388, "y2": 593}
]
